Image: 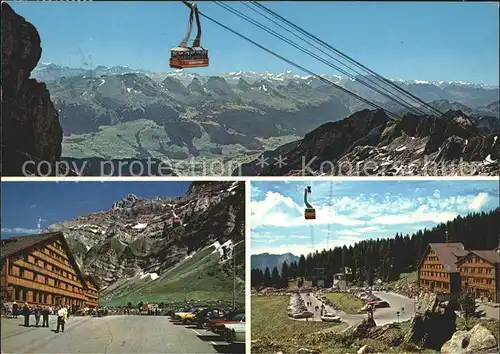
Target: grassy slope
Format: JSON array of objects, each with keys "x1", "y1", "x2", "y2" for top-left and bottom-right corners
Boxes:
[
  {"x1": 62, "y1": 119, "x2": 301, "y2": 171},
  {"x1": 251, "y1": 296, "x2": 347, "y2": 354},
  {"x1": 100, "y1": 242, "x2": 245, "y2": 307},
  {"x1": 325, "y1": 293, "x2": 365, "y2": 314}
]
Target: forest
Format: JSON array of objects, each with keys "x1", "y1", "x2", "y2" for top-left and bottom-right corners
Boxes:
[{"x1": 251, "y1": 208, "x2": 500, "y2": 289}]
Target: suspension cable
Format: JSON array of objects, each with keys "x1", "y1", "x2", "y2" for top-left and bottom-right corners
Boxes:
[
  {"x1": 252, "y1": 1, "x2": 445, "y2": 117},
  {"x1": 233, "y1": 1, "x2": 428, "y2": 117},
  {"x1": 197, "y1": 10, "x2": 401, "y2": 118}
]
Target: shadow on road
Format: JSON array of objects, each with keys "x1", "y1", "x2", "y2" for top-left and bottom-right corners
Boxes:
[
  {"x1": 197, "y1": 334, "x2": 222, "y2": 341},
  {"x1": 213, "y1": 343, "x2": 245, "y2": 353},
  {"x1": 184, "y1": 324, "x2": 200, "y2": 329}
]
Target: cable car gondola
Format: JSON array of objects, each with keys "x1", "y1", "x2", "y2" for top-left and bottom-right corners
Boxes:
[
  {"x1": 304, "y1": 186, "x2": 316, "y2": 220},
  {"x1": 172, "y1": 209, "x2": 182, "y2": 227},
  {"x1": 170, "y1": 2, "x2": 209, "y2": 69},
  {"x1": 173, "y1": 216, "x2": 181, "y2": 227}
]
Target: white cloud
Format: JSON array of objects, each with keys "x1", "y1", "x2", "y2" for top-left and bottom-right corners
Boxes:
[
  {"x1": 355, "y1": 226, "x2": 383, "y2": 233},
  {"x1": 250, "y1": 191, "x2": 365, "y2": 227},
  {"x1": 1, "y1": 227, "x2": 40, "y2": 234},
  {"x1": 468, "y1": 192, "x2": 489, "y2": 211},
  {"x1": 251, "y1": 190, "x2": 494, "y2": 228},
  {"x1": 371, "y1": 210, "x2": 459, "y2": 225},
  {"x1": 30, "y1": 204, "x2": 36, "y2": 209}
]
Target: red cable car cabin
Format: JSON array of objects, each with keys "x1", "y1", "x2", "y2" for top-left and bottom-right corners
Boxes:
[
  {"x1": 170, "y1": 2, "x2": 209, "y2": 69},
  {"x1": 170, "y1": 47, "x2": 209, "y2": 69}
]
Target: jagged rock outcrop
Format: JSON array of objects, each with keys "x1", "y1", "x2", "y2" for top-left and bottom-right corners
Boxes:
[
  {"x1": 241, "y1": 109, "x2": 499, "y2": 176},
  {"x1": 441, "y1": 324, "x2": 498, "y2": 354},
  {"x1": 1, "y1": 2, "x2": 64, "y2": 176},
  {"x1": 404, "y1": 292, "x2": 457, "y2": 350},
  {"x1": 47, "y1": 181, "x2": 245, "y2": 286},
  {"x1": 342, "y1": 317, "x2": 377, "y2": 339}
]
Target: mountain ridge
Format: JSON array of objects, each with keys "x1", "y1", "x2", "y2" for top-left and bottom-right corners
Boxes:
[
  {"x1": 30, "y1": 63, "x2": 499, "y2": 176},
  {"x1": 33, "y1": 63, "x2": 499, "y2": 89},
  {"x1": 251, "y1": 252, "x2": 300, "y2": 272},
  {"x1": 42, "y1": 181, "x2": 245, "y2": 304}
]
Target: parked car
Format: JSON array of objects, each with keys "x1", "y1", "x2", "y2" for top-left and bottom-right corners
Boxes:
[
  {"x1": 180, "y1": 307, "x2": 208, "y2": 324},
  {"x1": 374, "y1": 301, "x2": 390, "y2": 308},
  {"x1": 210, "y1": 313, "x2": 245, "y2": 336},
  {"x1": 205, "y1": 311, "x2": 243, "y2": 332},
  {"x1": 223, "y1": 323, "x2": 246, "y2": 344},
  {"x1": 320, "y1": 313, "x2": 342, "y2": 323},
  {"x1": 171, "y1": 307, "x2": 202, "y2": 322},
  {"x1": 191, "y1": 308, "x2": 225, "y2": 328}
]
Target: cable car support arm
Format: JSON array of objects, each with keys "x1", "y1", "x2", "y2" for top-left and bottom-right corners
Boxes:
[
  {"x1": 179, "y1": 3, "x2": 194, "y2": 47},
  {"x1": 304, "y1": 187, "x2": 313, "y2": 209},
  {"x1": 182, "y1": 1, "x2": 203, "y2": 47}
]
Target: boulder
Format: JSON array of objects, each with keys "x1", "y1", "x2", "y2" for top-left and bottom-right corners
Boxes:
[
  {"x1": 296, "y1": 348, "x2": 320, "y2": 354},
  {"x1": 357, "y1": 345, "x2": 372, "y2": 354},
  {"x1": 342, "y1": 318, "x2": 377, "y2": 339},
  {"x1": 404, "y1": 292, "x2": 456, "y2": 350},
  {"x1": 441, "y1": 324, "x2": 498, "y2": 354}
]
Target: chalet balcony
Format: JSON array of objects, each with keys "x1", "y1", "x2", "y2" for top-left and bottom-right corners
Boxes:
[
  {"x1": 14, "y1": 260, "x2": 84, "y2": 289},
  {"x1": 7, "y1": 275, "x2": 88, "y2": 301}
]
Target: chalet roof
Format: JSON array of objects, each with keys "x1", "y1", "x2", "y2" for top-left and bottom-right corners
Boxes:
[
  {"x1": 428, "y1": 243, "x2": 468, "y2": 273},
  {"x1": 1, "y1": 232, "x2": 89, "y2": 289},
  {"x1": 470, "y1": 250, "x2": 499, "y2": 265},
  {"x1": 1, "y1": 232, "x2": 61, "y2": 260}
]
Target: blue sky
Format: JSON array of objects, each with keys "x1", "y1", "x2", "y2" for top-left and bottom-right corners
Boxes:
[
  {"x1": 250, "y1": 180, "x2": 499, "y2": 256},
  {"x1": 10, "y1": 1, "x2": 499, "y2": 84},
  {"x1": 1, "y1": 181, "x2": 191, "y2": 238}
]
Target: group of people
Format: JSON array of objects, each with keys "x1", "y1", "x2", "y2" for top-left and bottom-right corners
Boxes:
[{"x1": 4, "y1": 301, "x2": 69, "y2": 333}]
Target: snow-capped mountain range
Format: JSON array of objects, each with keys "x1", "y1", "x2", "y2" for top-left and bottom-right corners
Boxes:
[{"x1": 34, "y1": 63, "x2": 498, "y2": 89}]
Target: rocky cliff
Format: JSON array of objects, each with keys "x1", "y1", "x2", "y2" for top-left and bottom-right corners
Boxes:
[
  {"x1": 1, "y1": 3, "x2": 65, "y2": 176},
  {"x1": 239, "y1": 109, "x2": 499, "y2": 176},
  {"x1": 47, "y1": 181, "x2": 245, "y2": 289}
]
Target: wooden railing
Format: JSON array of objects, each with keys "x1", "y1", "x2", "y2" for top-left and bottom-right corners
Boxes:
[
  {"x1": 6, "y1": 275, "x2": 88, "y2": 301},
  {"x1": 420, "y1": 274, "x2": 451, "y2": 282},
  {"x1": 46, "y1": 244, "x2": 70, "y2": 261},
  {"x1": 32, "y1": 251, "x2": 77, "y2": 275},
  {"x1": 460, "y1": 272, "x2": 495, "y2": 280},
  {"x1": 14, "y1": 260, "x2": 84, "y2": 289}
]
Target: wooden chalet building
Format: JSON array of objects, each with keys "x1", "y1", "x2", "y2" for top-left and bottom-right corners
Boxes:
[
  {"x1": 456, "y1": 249, "x2": 500, "y2": 302},
  {"x1": 1, "y1": 232, "x2": 99, "y2": 309},
  {"x1": 418, "y1": 242, "x2": 500, "y2": 302},
  {"x1": 83, "y1": 275, "x2": 100, "y2": 308},
  {"x1": 418, "y1": 243, "x2": 468, "y2": 299}
]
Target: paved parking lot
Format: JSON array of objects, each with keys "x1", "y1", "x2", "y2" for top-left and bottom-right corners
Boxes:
[{"x1": 1, "y1": 315, "x2": 245, "y2": 353}]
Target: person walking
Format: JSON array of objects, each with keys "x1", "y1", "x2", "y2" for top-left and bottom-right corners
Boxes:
[
  {"x1": 34, "y1": 305, "x2": 42, "y2": 327},
  {"x1": 42, "y1": 306, "x2": 50, "y2": 327},
  {"x1": 12, "y1": 301, "x2": 18, "y2": 319},
  {"x1": 55, "y1": 306, "x2": 68, "y2": 333},
  {"x1": 22, "y1": 303, "x2": 31, "y2": 327}
]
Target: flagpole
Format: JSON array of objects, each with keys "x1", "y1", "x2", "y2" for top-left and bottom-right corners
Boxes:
[{"x1": 232, "y1": 244, "x2": 236, "y2": 311}]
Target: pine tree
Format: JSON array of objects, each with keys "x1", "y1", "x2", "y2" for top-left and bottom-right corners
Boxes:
[
  {"x1": 271, "y1": 267, "x2": 281, "y2": 288},
  {"x1": 265, "y1": 209, "x2": 499, "y2": 290},
  {"x1": 263, "y1": 267, "x2": 271, "y2": 287},
  {"x1": 281, "y1": 261, "x2": 290, "y2": 288}
]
